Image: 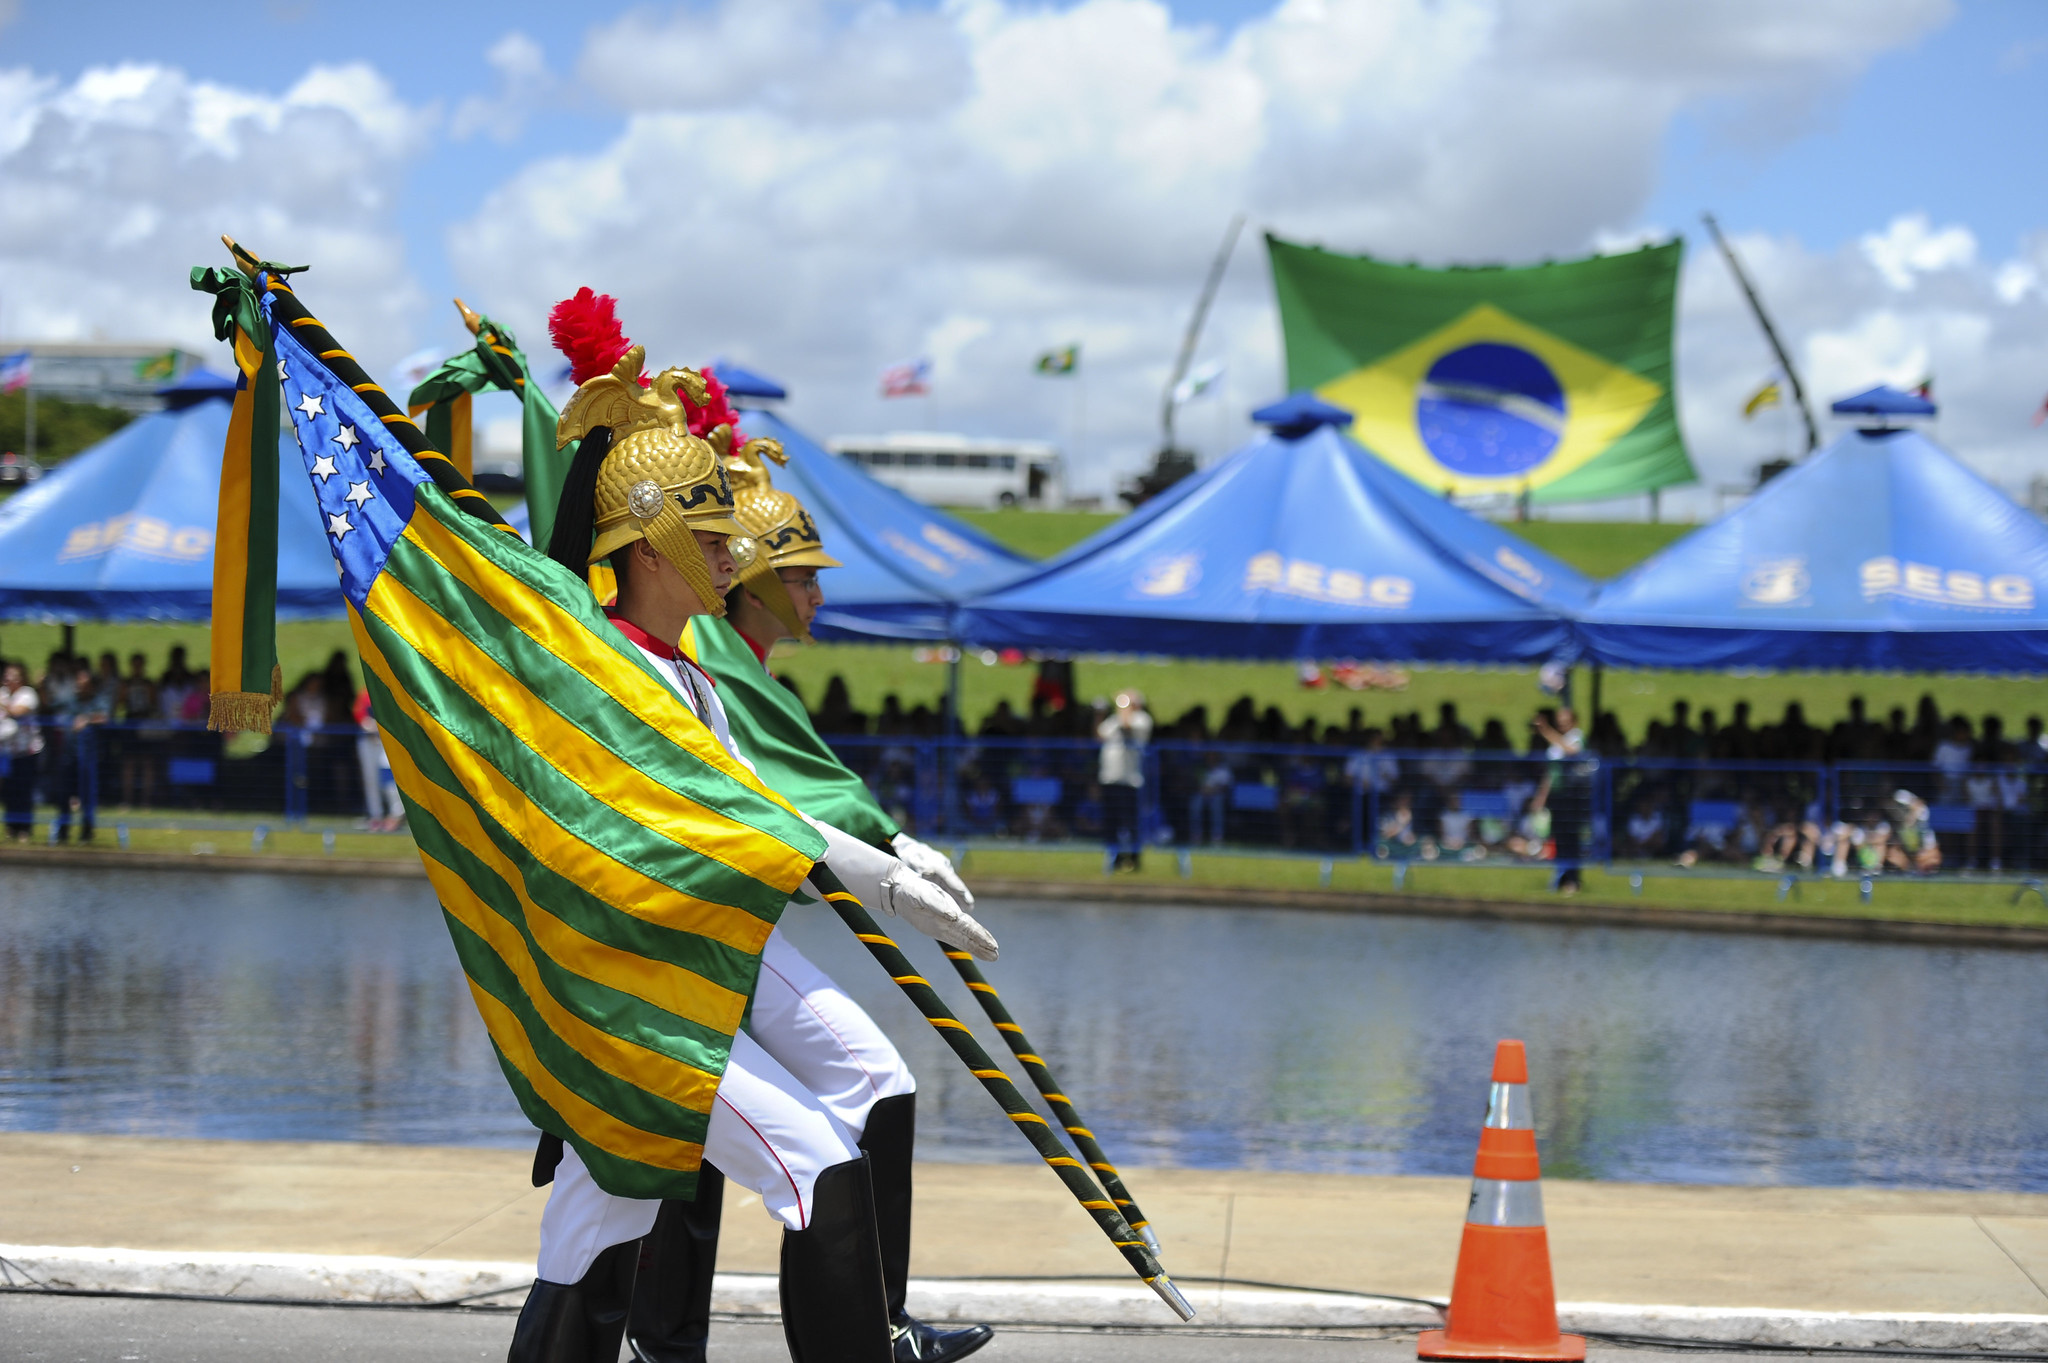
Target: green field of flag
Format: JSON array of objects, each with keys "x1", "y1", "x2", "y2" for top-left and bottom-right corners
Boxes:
[{"x1": 1268, "y1": 235, "x2": 1695, "y2": 503}]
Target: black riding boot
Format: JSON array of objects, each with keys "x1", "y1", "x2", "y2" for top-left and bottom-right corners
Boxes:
[
  {"x1": 859, "y1": 1095, "x2": 994, "y2": 1362},
  {"x1": 778, "y1": 1155, "x2": 894, "y2": 1363},
  {"x1": 624, "y1": 1164, "x2": 725, "y2": 1363},
  {"x1": 508, "y1": 1237, "x2": 641, "y2": 1363}
]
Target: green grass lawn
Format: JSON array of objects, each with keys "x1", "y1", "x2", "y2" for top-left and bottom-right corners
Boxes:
[
  {"x1": 955, "y1": 846, "x2": 2048, "y2": 929},
  {"x1": 768, "y1": 644, "x2": 2047, "y2": 744},
  {"x1": 950, "y1": 507, "x2": 1122, "y2": 560},
  {"x1": 949, "y1": 508, "x2": 1695, "y2": 579},
  {"x1": 1508, "y1": 519, "x2": 1693, "y2": 579},
  {"x1": 19, "y1": 827, "x2": 2045, "y2": 930},
  {"x1": 1, "y1": 619, "x2": 362, "y2": 696}
]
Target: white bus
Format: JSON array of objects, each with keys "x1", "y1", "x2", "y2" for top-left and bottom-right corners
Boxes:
[{"x1": 827, "y1": 432, "x2": 1063, "y2": 509}]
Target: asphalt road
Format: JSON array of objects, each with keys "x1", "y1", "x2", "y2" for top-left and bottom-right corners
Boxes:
[{"x1": 0, "y1": 1293, "x2": 1862, "y2": 1363}]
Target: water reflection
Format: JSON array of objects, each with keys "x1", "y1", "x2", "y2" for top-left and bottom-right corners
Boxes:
[{"x1": 2, "y1": 869, "x2": 2042, "y2": 1189}]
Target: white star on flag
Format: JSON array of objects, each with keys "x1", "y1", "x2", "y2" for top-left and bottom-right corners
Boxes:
[
  {"x1": 296, "y1": 393, "x2": 325, "y2": 419},
  {"x1": 367, "y1": 448, "x2": 388, "y2": 476},
  {"x1": 327, "y1": 511, "x2": 354, "y2": 540},
  {"x1": 309, "y1": 453, "x2": 339, "y2": 481},
  {"x1": 344, "y1": 480, "x2": 374, "y2": 508},
  {"x1": 278, "y1": 361, "x2": 290, "y2": 383},
  {"x1": 332, "y1": 424, "x2": 359, "y2": 452}
]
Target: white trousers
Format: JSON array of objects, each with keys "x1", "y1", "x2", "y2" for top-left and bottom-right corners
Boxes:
[{"x1": 534, "y1": 925, "x2": 914, "y2": 1283}]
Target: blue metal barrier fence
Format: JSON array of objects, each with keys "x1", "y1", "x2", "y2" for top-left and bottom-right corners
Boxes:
[{"x1": 7, "y1": 722, "x2": 2045, "y2": 881}]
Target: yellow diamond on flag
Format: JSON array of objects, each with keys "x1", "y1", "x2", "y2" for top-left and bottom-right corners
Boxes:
[{"x1": 1315, "y1": 303, "x2": 1663, "y2": 497}]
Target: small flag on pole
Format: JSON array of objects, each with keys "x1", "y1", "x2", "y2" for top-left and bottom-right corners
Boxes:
[
  {"x1": 134, "y1": 349, "x2": 181, "y2": 383},
  {"x1": 1742, "y1": 380, "x2": 1781, "y2": 419},
  {"x1": 0, "y1": 350, "x2": 32, "y2": 394},
  {"x1": 2032, "y1": 394, "x2": 2048, "y2": 428},
  {"x1": 879, "y1": 358, "x2": 930, "y2": 398},
  {"x1": 1909, "y1": 375, "x2": 1934, "y2": 400},
  {"x1": 1172, "y1": 358, "x2": 1225, "y2": 405},
  {"x1": 1035, "y1": 345, "x2": 1078, "y2": 375}
]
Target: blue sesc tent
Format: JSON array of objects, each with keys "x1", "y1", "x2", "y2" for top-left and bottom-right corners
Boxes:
[
  {"x1": 734, "y1": 408, "x2": 1033, "y2": 641},
  {"x1": 0, "y1": 377, "x2": 342, "y2": 620},
  {"x1": 954, "y1": 397, "x2": 1591, "y2": 661},
  {"x1": 1575, "y1": 424, "x2": 2048, "y2": 672}
]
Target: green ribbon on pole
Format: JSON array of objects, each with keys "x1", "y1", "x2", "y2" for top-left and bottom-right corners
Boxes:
[{"x1": 408, "y1": 306, "x2": 573, "y2": 553}]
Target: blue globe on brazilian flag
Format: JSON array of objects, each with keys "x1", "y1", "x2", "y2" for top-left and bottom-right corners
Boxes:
[{"x1": 1268, "y1": 236, "x2": 1696, "y2": 503}]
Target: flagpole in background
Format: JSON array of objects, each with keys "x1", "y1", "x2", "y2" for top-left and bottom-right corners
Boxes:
[
  {"x1": 1161, "y1": 214, "x2": 1244, "y2": 457},
  {"x1": 1703, "y1": 212, "x2": 1819, "y2": 457}
]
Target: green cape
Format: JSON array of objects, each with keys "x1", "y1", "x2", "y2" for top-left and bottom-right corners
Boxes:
[{"x1": 690, "y1": 615, "x2": 901, "y2": 849}]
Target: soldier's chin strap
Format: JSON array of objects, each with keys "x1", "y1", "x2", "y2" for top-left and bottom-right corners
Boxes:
[
  {"x1": 636, "y1": 498, "x2": 729, "y2": 618},
  {"x1": 738, "y1": 560, "x2": 810, "y2": 643}
]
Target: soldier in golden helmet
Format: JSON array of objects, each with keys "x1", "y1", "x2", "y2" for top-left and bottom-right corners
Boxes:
[
  {"x1": 527, "y1": 293, "x2": 997, "y2": 1363},
  {"x1": 546, "y1": 343, "x2": 753, "y2": 615},
  {"x1": 615, "y1": 426, "x2": 997, "y2": 1363},
  {"x1": 720, "y1": 433, "x2": 840, "y2": 646}
]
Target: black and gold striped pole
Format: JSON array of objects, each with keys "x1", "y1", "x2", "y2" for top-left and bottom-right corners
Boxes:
[
  {"x1": 221, "y1": 237, "x2": 512, "y2": 534},
  {"x1": 807, "y1": 865, "x2": 1195, "y2": 1322},
  {"x1": 939, "y1": 948, "x2": 1162, "y2": 1255}
]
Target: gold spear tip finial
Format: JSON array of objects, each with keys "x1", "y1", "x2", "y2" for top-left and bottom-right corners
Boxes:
[
  {"x1": 221, "y1": 235, "x2": 257, "y2": 275},
  {"x1": 453, "y1": 298, "x2": 483, "y2": 336}
]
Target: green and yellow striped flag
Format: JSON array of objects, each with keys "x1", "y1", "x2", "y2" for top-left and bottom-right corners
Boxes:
[
  {"x1": 686, "y1": 615, "x2": 901, "y2": 849},
  {"x1": 196, "y1": 258, "x2": 825, "y2": 1200}
]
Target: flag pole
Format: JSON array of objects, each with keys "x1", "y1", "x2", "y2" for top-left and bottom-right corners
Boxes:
[
  {"x1": 1701, "y1": 213, "x2": 1819, "y2": 457},
  {"x1": 806, "y1": 863, "x2": 1194, "y2": 1321},
  {"x1": 937, "y1": 946, "x2": 1162, "y2": 1255},
  {"x1": 220, "y1": 237, "x2": 511, "y2": 534}
]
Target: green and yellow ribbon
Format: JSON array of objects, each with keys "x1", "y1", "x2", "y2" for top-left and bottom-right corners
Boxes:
[
  {"x1": 408, "y1": 300, "x2": 574, "y2": 553},
  {"x1": 190, "y1": 261, "x2": 288, "y2": 732}
]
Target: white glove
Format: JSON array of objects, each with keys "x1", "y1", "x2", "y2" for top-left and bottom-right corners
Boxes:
[
  {"x1": 879, "y1": 861, "x2": 998, "y2": 961},
  {"x1": 891, "y1": 833, "x2": 974, "y2": 909},
  {"x1": 805, "y1": 818, "x2": 998, "y2": 960}
]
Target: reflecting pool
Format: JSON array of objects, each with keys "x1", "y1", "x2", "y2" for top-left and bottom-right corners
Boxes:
[{"x1": 2, "y1": 868, "x2": 2043, "y2": 1189}]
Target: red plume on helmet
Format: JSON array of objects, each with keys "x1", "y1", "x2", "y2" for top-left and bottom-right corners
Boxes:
[
  {"x1": 689, "y1": 368, "x2": 746, "y2": 444},
  {"x1": 548, "y1": 288, "x2": 634, "y2": 385}
]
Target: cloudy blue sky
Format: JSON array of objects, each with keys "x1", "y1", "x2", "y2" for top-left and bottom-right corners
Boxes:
[{"x1": 0, "y1": 0, "x2": 2042, "y2": 513}]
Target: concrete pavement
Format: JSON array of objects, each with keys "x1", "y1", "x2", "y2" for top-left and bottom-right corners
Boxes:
[
  {"x1": 2, "y1": 1132, "x2": 2046, "y2": 1348},
  {"x1": 2, "y1": 1296, "x2": 1891, "y2": 1363}
]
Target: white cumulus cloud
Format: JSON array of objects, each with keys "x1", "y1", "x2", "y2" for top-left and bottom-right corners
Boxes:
[
  {"x1": 450, "y1": 0, "x2": 1957, "y2": 500},
  {"x1": 1673, "y1": 217, "x2": 2048, "y2": 516},
  {"x1": 1860, "y1": 212, "x2": 1978, "y2": 291},
  {"x1": 0, "y1": 61, "x2": 427, "y2": 364},
  {"x1": 453, "y1": 32, "x2": 552, "y2": 144}
]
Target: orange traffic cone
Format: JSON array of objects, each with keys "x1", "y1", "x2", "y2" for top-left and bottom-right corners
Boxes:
[{"x1": 1417, "y1": 1040, "x2": 1584, "y2": 1362}]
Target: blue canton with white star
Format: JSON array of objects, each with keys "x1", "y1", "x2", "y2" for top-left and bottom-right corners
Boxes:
[{"x1": 268, "y1": 294, "x2": 426, "y2": 613}]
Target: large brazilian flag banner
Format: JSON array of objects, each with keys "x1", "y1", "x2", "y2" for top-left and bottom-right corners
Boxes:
[
  {"x1": 1268, "y1": 235, "x2": 1696, "y2": 503},
  {"x1": 193, "y1": 257, "x2": 824, "y2": 1201}
]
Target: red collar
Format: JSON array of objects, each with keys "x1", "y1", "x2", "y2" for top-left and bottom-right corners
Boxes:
[
  {"x1": 604, "y1": 610, "x2": 713, "y2": 685},
  {"x1": 735, "y1": 628, "x2": 773, "y2": 667}
]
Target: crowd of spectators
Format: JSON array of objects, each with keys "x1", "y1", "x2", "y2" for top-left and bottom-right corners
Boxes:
[
  {"x1": 796, "y1": 673, "x2": 2048, "y2": 877},
  {"x1": 7, "y1": 638, "x2": 2045, "y2": 879},
  {"x1": 0, "y1": 644, "x2": 397, "y2": 839}
]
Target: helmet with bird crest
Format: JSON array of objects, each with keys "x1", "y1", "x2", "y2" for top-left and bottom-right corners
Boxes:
[
  {"x1": 723, "y1": 435, "x2": 841, "y2": 642},
  {"x1": 544, "y1": 288, "x2": 751, "y2": 616}
]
